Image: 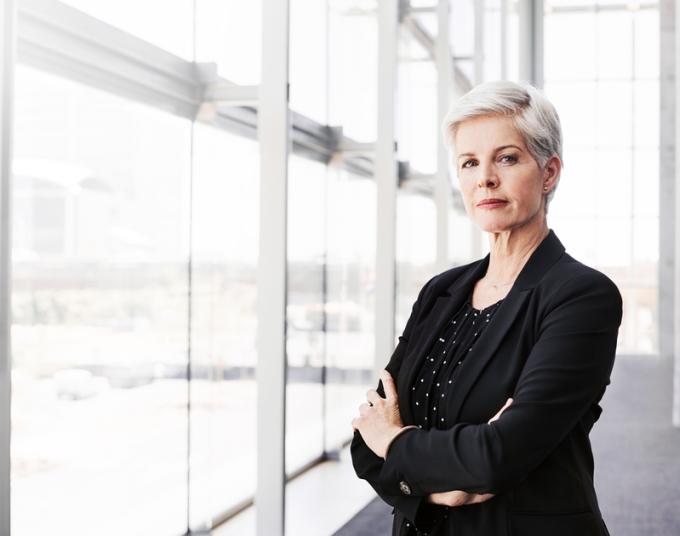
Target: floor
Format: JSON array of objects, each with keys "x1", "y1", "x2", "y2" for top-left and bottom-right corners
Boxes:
[{"x1": 213, "y1": 443, "x2": 375, "y2": 536}]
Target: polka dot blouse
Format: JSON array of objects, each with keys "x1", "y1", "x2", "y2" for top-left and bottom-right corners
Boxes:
[{"x1": 409, "y1": 288, "x2": 504, "y2": 431}]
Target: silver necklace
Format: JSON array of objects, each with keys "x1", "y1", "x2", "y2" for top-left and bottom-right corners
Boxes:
[
  {"x1": 482, "y1": 271, "x2": 522, "y2": 289},
  {"x1": 486, "y1": 281, "x2": 514, "y2": 289}
]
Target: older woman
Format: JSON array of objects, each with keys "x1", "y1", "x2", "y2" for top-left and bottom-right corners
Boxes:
[{"x1": 350, "y1": 80, "x2": 622, "y2": 536}]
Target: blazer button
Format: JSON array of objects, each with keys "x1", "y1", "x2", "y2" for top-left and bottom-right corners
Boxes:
[{"x1": 399, "y1": 480, "x2": 412, "y2": 495}]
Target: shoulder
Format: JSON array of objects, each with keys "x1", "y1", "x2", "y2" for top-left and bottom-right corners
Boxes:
[
  {"x1": 544, "y1": 253, "x2": 621, "y2": 297},
  {"x1": 538, "y1": 253, "x2": 623, "y2": 324}
]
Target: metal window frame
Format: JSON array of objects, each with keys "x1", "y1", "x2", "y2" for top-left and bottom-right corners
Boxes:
[
  {"x1": 435, "y1": 0, "x2": 453, "y2": 272},
  {"x1": 374, "y1": 0, "x2": 399, "y2": 382},
  {"x1": 0, "y1": 2, "x2": 14, "y2": 536},
  {"x1": 255, "y1": 0, "x2": 289, "y2": 533},
  {"x1": 474, "y1": 0, "x2": 485, "y2": 85},
  {"x1": 672, "y1": 0, "x2": 680, "y2": 427},
  {"x1": 518, "y1": 0, "x2": 544, "y2": 87}
]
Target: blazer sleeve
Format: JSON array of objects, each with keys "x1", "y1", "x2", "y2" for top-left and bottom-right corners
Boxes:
[
  {"x1": 350, "y1": 275, "x2": 446, "y2": 530},
  {"x1": 376, "y1": 271, "x2": 623, "y2": 496}
]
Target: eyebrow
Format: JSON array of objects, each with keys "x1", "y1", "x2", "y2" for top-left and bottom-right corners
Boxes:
[{"x1": 457, "y1": 144, "x2": 523, "y2": 159}]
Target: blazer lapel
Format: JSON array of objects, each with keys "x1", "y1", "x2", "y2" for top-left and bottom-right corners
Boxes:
[
  {"x1": 399, "y1": 256, "x2": 489, "y2": 423},
  {"x1": 399, "y1": 229, "x2": 566, "y2": 426},
  {"x1": 445, "y1": 287, "x2": 531, "y2": 423}
]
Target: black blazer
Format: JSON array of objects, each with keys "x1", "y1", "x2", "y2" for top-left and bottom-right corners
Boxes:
[{"x1": 351, "y1": 229, "x2": 622, "y2": 536}]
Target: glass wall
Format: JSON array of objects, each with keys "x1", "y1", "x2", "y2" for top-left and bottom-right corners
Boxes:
[
  {"x1": 324, "y1": 0, "x2": 380, "y2": 454},
  {"x1": 395, "y1": 10, "x2": 439, "y2": 338},
  {"x1": 286, "y1": 155, "x2": 326, "y2": 474},
  {"x1": 12, "y1": 65, "x2": 191, "y2": 535},
  {"x1": 194, "y1": 0, "x2": 262, "y2": 84},
  {"x1": 328, "y1": 0, "x2": 379, "y2": 143},
  {"x1": 325, "y1": 169, "x2": 377, "y2": 449},
  {"x1": 544, "y1": 1, "x2": 660, "y2": 354},
  {"x1": 11, "y1": 3, "x2": 264, "y2": 535},
  {"x1": 188, "y1": 124, "x2": 260, "y2": 529}
]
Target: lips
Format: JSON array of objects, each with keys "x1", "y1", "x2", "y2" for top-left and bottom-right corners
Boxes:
[{"x1": 477, "y1": 199, "x2": 508, "y2": 207}]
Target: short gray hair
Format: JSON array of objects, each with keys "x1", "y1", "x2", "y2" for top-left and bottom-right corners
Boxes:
[{"x1": 441, "y1": 80, "x2": 563, "y2": 211}]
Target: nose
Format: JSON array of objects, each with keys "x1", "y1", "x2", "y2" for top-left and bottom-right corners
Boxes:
[{"x1": 477, "y1": 162, "x2": 499, "y2": 189}]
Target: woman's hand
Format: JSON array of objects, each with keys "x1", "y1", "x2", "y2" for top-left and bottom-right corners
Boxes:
[
  {"x1": 427, "y1": 489, "x2": 496, "y2": 507},
  {"x1": 351, "y1": 370, "x2": 407, "y2": 459},
  {"x1": 426, "y1": 397, "x2": 514, "y2": 508}
]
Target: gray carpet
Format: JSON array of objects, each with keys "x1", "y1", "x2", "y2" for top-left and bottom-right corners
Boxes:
[{"x1": 336, "y1": 355, "x2": 680, "y2": 536}]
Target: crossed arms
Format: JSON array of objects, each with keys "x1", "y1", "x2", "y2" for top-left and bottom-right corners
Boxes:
[{"x1": 351, "y1": 271, "x2": 622, "y2": 524}]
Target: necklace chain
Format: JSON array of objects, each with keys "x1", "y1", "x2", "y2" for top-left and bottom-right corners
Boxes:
[
  {"x1": 483, "y1": 271, "x2": 522, "y2": 289},
  {"x1": 487, "y1": 281, "x2": 514, "y2": 288}
]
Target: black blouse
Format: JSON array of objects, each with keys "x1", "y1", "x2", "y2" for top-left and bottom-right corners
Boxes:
[{"x1": 404, "y1": 286, "x2": 505, "y2": 535}]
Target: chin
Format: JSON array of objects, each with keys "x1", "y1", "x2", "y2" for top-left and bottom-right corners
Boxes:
[{"x1": 476, "y1": 219, "x2": 513, "y2": 234}]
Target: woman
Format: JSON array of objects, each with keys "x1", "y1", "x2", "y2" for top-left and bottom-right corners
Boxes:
[{"x1": 350, "y1": 80, "x2": 622, "y2": 536}]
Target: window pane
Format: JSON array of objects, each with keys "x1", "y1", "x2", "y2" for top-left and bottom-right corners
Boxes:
[
  {"x1": 194, "y1": 0, "x2": 262, "y2": 84},
  {"x1": 596, "y1": 81, "x2": 632, "y2": 148},
  {"x1": 290, "y1": 0, "x2": 329, "y2": 123},
  {"x1": 325, "y1": 169, "x2": 376, "y2": 449},
  {"x1": 544, "y1": 11, "x2": 597, "y2": 81},
  {"x1": 12, "y1": 66, "x2": 190, "y2": 535},
  {"x1": 596, "y1": 10, "x2": 633, "y2": 80},
  {"x1": 286, "y1": 156, "x2": 325, "y2": 473},
  {"x1": 595, "y1": 148, "x2": 633, "y2": 219},
  {"x1": 397, "y1": 193, "x2": 437, "y2": 341},
  {"x1": 549, "y1": 148, "x2": 598, "y2": 220},
  {"x1": 397, "y1": 61, "x2": 437, "y2": 174},
  {"x1": 634, "y1": 79, "x2": 659, "y2": 148},
  {"x1": 329, "y1": 1, "x2": 378, "y2": 142},
  {"x1": 451, "y1": 0, "x2": 475, "y2": 57},
  {"x1": 634, "y1": 9, "x2": 659, "y2": 79},
  {"x1": 544, "y1": 81, "x2": 597, "y2": 149},
  {"x1": 545, "y1": 3, "x2": 659, "y2": 354},
  {"x1": 483, "y1": 0, "x2": 503, "y2": 81},
  {"x1": 188, "y1": 123, "x2": 259, "y2": 528},
  {"x1": 633, "y1": 148, "x2": 659, "y2": 218}
]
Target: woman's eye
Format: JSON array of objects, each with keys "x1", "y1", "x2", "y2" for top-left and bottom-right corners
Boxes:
[
  {"x1": 461, "y1": 159, "x2": 476, "y2": 169},
  {"x1": 499, "y1": 154, "x2": 517, "y2": 164}
]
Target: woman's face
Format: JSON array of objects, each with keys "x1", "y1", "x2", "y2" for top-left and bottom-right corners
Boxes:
[{"x1": 453, "y1": 114, "x2": 558, "y2": 234}]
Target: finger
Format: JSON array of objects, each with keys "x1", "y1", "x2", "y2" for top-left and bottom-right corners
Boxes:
[
  {"x1": 351, "y1": 417, "x2": 360, "y2": 430},
  {"x1": 445, "y1": 491, "x2": 469, "y2": 507},
  {"x1": 488, "y1": 397, "x2": 514, "y2": 424},
  {"x1": 469, "y1": 493, "x2": 495, "y2": 504},
  {"x1": 380, "y1": 369, "x2": 398, "y2": 400},
  {"x1": 488, "y1": 406, "x2": 503, "y2": 424},
  {"x1": 366, "y1": 390, "x2": 381, "y2": 406},
  {"x1": 498, "y1": 397, "x2": 513, "y2": 415},
  {"x1": 358, "y1": 402, "x2": 371, "y2": 416}
]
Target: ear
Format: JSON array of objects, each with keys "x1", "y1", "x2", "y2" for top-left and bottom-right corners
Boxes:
[{"x1": 542, "y1": 155, "x2": 561, "y2": 190}]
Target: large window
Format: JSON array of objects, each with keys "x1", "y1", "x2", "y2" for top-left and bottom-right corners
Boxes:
[
  {"x1": 12, "y1": 66, "x2": 191, "y2": 535},
  {"x1": 325, "y1": 169, "x2": 377, "y2": 449},
  {"x1": 188, "y1": 123, "x2": 260, "y2": 529},
  {"x1": 544, "y1": 1, "x2": 659, "y2": 354}
]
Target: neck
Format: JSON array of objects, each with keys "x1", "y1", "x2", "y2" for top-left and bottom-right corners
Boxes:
[{"x1": 485, "y1": 218, "x2": 549, "y2": 284}]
